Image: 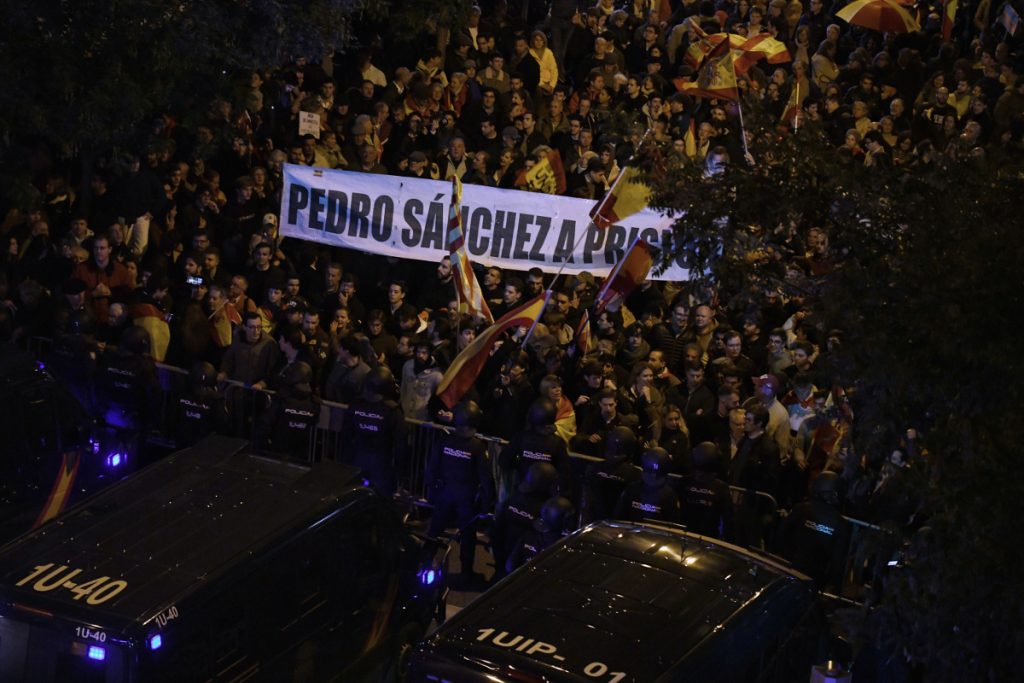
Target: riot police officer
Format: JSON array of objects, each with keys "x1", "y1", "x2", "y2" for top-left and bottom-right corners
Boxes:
[
  {"x1": 261, "y1": 361, "x2": 320, "y2": 460},
  {"x1": 677, "y1": 442, "x2": 734, "y2": 540},
  {"x1": 492, "y1": 461, "x2": 558, "y2": 580},
  {"x1": 581, "y1": 426, "x2": 640, "y2": 524},
  {"x1": 774, "y1": 471, "x2": 852, "y2": 591},
  {"x1": 171, "y1": 361, "x2": 227, "y2": 447},
  {"x1": 341, "y1": 366, "x2": 406, "y2": 495},
  {"x1": 506, "y1": 495, "x2": 574, "y2": 573},
  {"x1": 498, "y1": 398, "x2": 571, "y2": 493},
  {"x1": 94, "y1": 325, "x2": 159, "y2": 431},
  {"x1": 48, "y1": 307, "x2": 99, "y2": 413},
  {"x1": 614, "y1": 447, "x2": 681, "y2": 523},
  {"x1": 426, "y1": 400, "x2": 494, "y2": 580}
]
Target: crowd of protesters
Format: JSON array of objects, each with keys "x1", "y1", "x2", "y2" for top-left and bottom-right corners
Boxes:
[{"x1": 2, "y1": 0, "x2": 1019, "y2": 592}]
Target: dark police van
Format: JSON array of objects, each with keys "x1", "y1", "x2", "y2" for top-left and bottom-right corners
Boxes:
[
  {"x1": 0, "y1": 343, "x2": 118, "y2": 544},
  {"x1": 0, "y1": 435, "x2": 448, "y2": 682},
  {"x1": 410, "y1": 521, "x2": 823, "y2": 683}
]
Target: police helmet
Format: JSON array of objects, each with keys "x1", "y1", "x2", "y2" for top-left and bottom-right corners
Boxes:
[
  {"x1": 604, "y1": 426, "x2": 637, "y2": 459},
  {"x1": 691, "y1": 441, "x2": 721, "y2": 472},
  {"x1": 518, "y1": 462, "x2": 558, "y2": 495},
  {"x1": 812, "y1": 471, "x2": 841, "y2": 504},
  {"x1": 533, "y1": 496, "x2": 574, "y2": 534},
  {"x1": 67, "y1": 309, "x2": 97, "y2": 338},
  {"x1": 363, "y1": 366, "x2": 396, "y2": 399},
  {"x1": 188, "y1": 361, "x2": 217, "y2": 390},
  {"x1": 454, "y1": 400, "x2": 482, "y2": 429},
  {"x1": 120, "y1": 325, "x2": 151, "y2": 355},
  {"x1": 282, "y1": 361, "x2": 313, "y2": 394},
  {"x1": 527, "y1": 398, "x2": 556, "y2": 431},
  {"x1": 640, "y1": 447, "x2": 671, "y2": 485}
]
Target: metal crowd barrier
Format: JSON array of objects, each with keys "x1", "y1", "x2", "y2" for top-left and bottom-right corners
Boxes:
[{"x1": 33, "y1": 339, "x2": 885, "y2": 600}]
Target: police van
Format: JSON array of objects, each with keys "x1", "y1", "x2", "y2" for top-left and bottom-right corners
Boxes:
[
  {"x1": 0, "y1": 435, "x2": 448, "y2": 682},
  {"x1": 409, "y1": 521, "x2": 824, "y2": 683},
  {"x1": 0, "y1": 343, "x2": 118, "y2": 544}
]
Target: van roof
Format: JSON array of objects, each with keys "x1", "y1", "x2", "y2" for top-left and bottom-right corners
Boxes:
[
  {"x1": 420, "y1": 521, "x2": 814, "y2": 681},
  {"x1": 0, "y1": 435, "x2": 363, "y2": 628}
]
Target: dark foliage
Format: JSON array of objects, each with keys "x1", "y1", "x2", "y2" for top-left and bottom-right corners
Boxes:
[{"x1": 647, "y1": 102, "x2": 1024, "y2": 680}]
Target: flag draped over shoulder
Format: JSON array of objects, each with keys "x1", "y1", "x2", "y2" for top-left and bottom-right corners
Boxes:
[
  {"x1": 676, "y1": 40, "x2": 739, "y2": 101},
  {"x1": 589, "y1": 166, "x2": 652, "y2": 229},
  {"x1": 594, "y1": 238, "x2": 655, "y2": 316},
  {"x1": 447, "y1": 176, "x2": 494, "y2": 324},
  {"x1": 436, "y1": 293, "x2": 549, "y2": 408},
  {"x1": 129, "y1": 302, "x2": 170, "y2": 361}
]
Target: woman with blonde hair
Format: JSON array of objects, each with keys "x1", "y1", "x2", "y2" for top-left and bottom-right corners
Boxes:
[{"x1": 530, "y1": 31, "x2": 559, "y2": 97}]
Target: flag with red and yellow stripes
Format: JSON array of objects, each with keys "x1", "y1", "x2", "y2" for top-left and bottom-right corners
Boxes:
[
  {"x1": 941, "y1": 0, "x2": 957, "y2": 41},
  {"x1": 733, "y1": 34, "x2": 792, "y2": 75},
  {"x1": 129, "y1": 302, "x2": 170, "y2": 361},
  {"x1": 448, "y1": 176, "x2": 494, "y2": 324},
  {"x1": 590, "y1": 166, "x2": 652, "y2": 230},
  {"x1": 676, "y1": 40, "x2": 739, "y2": 102},
  {"x1": 33, "y1": 452, "x2": 80, "y2": 528},
  {"x1": 594, "y1": 237, "x2": 655, "y2": 316},
  {"x1": 436, "y1": 293, "x2": 549, "y2": 408}
]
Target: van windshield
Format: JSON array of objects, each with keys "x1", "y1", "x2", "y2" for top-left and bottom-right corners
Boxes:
[{"x1": 0, "y1": 612, "x2": 130, "y2": 683}]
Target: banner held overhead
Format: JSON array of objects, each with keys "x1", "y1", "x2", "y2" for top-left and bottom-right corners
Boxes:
[{"x1": 279, "y1": 164, "x2": 688, "y2": 281}]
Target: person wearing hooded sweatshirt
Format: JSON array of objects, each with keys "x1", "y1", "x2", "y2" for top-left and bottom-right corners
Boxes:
[{"x1": 399, "y1": 337, "x2": 443, "y2": 421}]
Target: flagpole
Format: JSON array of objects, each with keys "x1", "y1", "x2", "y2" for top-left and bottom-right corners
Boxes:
[{"x1": 519, "y1": 126, "x2": 654, "y2": 349}]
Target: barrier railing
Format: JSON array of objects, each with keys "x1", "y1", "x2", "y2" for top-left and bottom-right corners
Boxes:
[{"x1": 34, "y1": 339, "x2": 885, "y2": 600}]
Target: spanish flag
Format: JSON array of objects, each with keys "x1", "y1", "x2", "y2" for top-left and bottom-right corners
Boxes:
[
  {"x1": 594, "y1": 237, "x2": 655, "y2": 316},
  {"x1": 684, "y1": 119, "x2": 698, "y2": 158},
  {"x1": 676, "y1": 40, "x2": 739, "y2": 102},
  {"x1": 33, "y1": 452, "x2": 80, "y2": 528},
  {"x1": 573, "y1": 309, "x2": 592, "y2": 357},
  {"x1": 781, "y1": 80, "x2": 804, "y2": 127},
  {"x1": 209, "y1": 305, "x2": 235, "y2": 348},
  {"x1": 448, "y1": 176, "x2": 493, "y2": 324},
  {"x1": 590, "y1": 166, "x2": 652, "y2": 230},
  {"x1": 524, "y1": 148, "x2": 568, "y2": 194},
  {"x1": 683, "y1": 27, "x2": 747, "y2": 70},
  {"x1": 941, "y1": 0, "x2": 957, "y2": 41},
  {"x1": 129, "y1": 302, "x2": 170, "y2": 361},
  {"x1": 436, "y1": 293, "x2": 549, "y2": 408},
  {"x1": 734, "y1": 34, "x2": 792, "y2": 75}
]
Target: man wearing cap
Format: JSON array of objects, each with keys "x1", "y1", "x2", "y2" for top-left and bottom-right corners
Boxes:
[{"x1": 403, "y1": 150, "x2": 432, "y2": 179}]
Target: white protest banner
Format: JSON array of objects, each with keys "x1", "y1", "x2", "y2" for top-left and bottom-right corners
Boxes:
[
  {"x1": 298, "y1": 112, "x2": 321, "y2": 139},
  {"x1": 279, "y1": 164, "x2": 689, "y2": 281}
]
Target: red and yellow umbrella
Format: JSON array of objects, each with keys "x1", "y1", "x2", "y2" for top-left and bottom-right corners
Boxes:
[{"x1": 836, "y1": 0, "x2": 921, "y2": 33}]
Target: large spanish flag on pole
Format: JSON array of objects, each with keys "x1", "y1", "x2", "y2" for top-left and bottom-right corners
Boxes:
[
  {"x1": 590, "y1": 166, "x2": 652, "y2": 230},
  {"x1": 436, "y1": 293, "x2": 549, "y2": 408},
  {"x1": 448, "y1": 176, "x2": 494, "y2": 324},
  {"x1": 676, "y1": 39, "x2": 740, "y2": 102},
  {"x1": 594, "y1": 237, "x2": 655, "y2": 316}
]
